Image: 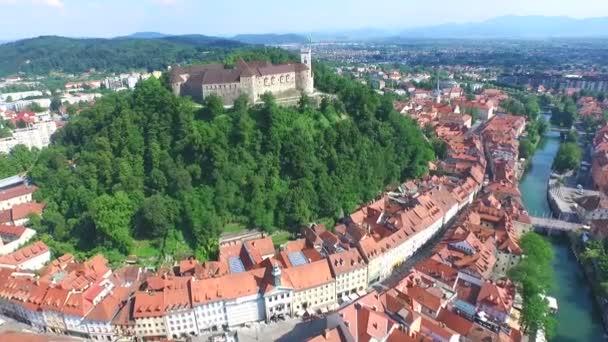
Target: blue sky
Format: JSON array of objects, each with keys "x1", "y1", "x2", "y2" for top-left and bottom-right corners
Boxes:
[{"x1": 1, "y1": 0, "x2": 608, "y2": 39}]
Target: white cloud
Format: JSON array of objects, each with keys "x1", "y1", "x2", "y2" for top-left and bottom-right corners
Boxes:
[
  {"x1": 156, "y1": 0, "x2": 177, "y2": 4},
  {"x1": 0, "y1": 0, "x2": 64, "y2": 8},
  {"x1": 41, "y1": 0, "x2": 64, "y2": 8}
]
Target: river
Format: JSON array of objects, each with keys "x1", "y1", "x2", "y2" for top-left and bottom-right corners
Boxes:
[{"x1": 519, "y1": 131, "x2": 605, "y2": 341}]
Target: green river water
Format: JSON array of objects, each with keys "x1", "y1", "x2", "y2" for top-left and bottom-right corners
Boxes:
[{"x1": 519, "y1": 131, "x2": 605, "y2": 341}]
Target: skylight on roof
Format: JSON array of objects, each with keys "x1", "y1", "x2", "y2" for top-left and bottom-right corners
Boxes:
[
  {"x1": 287, "y1": 251, "x2": 308, "y2": 267},
  {"x1": 227, "y1": 256, "x2": 245, "y2": 273}
]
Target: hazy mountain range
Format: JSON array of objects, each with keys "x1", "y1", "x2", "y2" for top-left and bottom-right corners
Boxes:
[
  {"x1": 397, "y1": 15, "x2": 608, "y2": 39},
  {"x1": 3, "y1": 15, "x2": 608, "y2": 47},
  {"x1": 116, "y1": 16, "x2": 608, "y2": 44}
]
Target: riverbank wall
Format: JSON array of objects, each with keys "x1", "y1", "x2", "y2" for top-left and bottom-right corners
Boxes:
[{"x1": 568, "y1": 233, "x2": 608, "y2": 334}]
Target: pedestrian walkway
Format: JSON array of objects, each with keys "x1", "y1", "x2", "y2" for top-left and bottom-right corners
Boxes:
[{"x1": 530, "y1": 216, "x2": 585, "y2": 232}]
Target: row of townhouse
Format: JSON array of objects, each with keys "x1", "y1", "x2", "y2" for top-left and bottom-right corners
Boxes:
[
  {"x1": 0, "y1": 253, "x2": 144, "y2": 341},
  {"x1": 129, "y1": 258, "x2": 337, "y2": 340},
  {"x1": 121, "y1": 174, "x2": 484, "y2": 341}
]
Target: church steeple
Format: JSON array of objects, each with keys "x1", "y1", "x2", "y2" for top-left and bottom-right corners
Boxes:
[{"x1": 272, "y1": 263, "x2": 282, "y2": 287}]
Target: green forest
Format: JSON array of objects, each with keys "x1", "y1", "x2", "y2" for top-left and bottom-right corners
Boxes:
[
  {"x1": 0, "y1": 35, "x2": 244, "y2": 76},
  {"x1": 9, "y1": 64, "x2": 433, "y2": 263}
]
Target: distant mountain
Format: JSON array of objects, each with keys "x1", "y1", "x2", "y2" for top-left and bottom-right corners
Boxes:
[
  {"x1": 398, "y1": 15, "x2": 608, "y2": 39},
  {"x1": 121, "y1": 32, "x2": 170, "y2": 39},
  {"x1": 232, "y1": 33, "x2": 309, "y2": 45},
  {"x1": 310, "y1": 28, "x2": 398, "y2": 42},
  {"x1": 0, "y1": 35, "x2": 244, "y2": 76}
]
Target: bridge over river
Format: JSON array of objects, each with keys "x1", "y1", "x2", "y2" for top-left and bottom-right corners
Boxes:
[{"x1": 530, "y1": 216, "x2": 587, "y2": 234}]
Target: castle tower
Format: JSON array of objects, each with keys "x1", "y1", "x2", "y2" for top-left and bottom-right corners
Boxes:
[
  {"x1": 301, "y1": 47, "x2": 312, "y2": 78},
  {"x1": 299, "y1": 36, "x2": 314, "y2": 94},
  {"x1": 272, "y1": 263, "x2": 281, "y2": 287}
]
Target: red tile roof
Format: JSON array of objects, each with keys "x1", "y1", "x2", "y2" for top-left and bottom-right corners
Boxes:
[
  {"x1": 437, "y1": 309, "x2": 473, "y2": 335},
  {"x1": 477, "y1": 280, "x2": 515, "y2": 315},
  {"x1": 0, "y1": 224, "x2": 26, "y2": 238},
  {"x1": 328, "y1": 249, "x2": 366, "y2": 276},
  {"x1": 133, "y1": 291, "x2": 165, "y2": 318},
  {"x1": 0, "y1": 241, "x2": 49, "y2": 267},
  {"x1": 284, "y1": 259, "x2": 334, "y2": 291},
  {"x1": 11, "y1": 202, "x2": 45, "y2": 221},
  {"x1": 0, "y1": 184, "x2": 37, "y2": 202},
  {"x1": 40, "y1": 287, "x2": 70, "y2": 311}
]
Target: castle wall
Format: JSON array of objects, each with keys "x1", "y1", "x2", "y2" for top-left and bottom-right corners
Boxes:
[
  {"x1": 202, "y1": 82, "x2": 242, "y2": 105},
  {"x1": 240, "y1": 76, "x2": 256, "y2": 104},
  {"x1": 254, "y1": 72, "x2": 297, "y2": 100},
  {"x1": 296, "y1": 71, "x2": 314, "y2": 95},
  {"x1": 180, "y1": 81, "x2": 204, "y2": 102}
]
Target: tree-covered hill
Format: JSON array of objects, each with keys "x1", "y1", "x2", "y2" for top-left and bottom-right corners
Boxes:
[
  {"x1": 0, "y1": 35, "x2": 244, "y2": 76},
  {"x1": 25, "y1": 65, "x2": 433, "y2": 263}
]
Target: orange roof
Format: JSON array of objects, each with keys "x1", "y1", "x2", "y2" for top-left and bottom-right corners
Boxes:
[
  {"x1": 338, "y1": 294, "x2": 397, "y2": 342},
  {"x1": 190, "y1": 270, "x2": 261, "y2": 306},
  {"x1": 387, "y1": 330, "x2": 431, "y2": 342},
  {"x1": 405, "y1": 286, "x2": 443, "y2": 312},
  {"x1": 179, "y1": 258, "x2": 198, "y2": 275},
  {"x1": 0, "y1": 241, "x2": 49, "y2": 267},
  {"x1": 477, "y1": 280, "x2": 514, "y2": 314},
  {"x1": 86, "y1": 294, "x2": 121, "y2": 321},
  {"x1": 11, "y1": 202, "x2": 45, "y2": 221},
  {"x1": 307, "y1": 327, "x2": 343, "y2": 342},
  {"x1": 62, "y1": 291, "x2": 95, "y2": 317},
  {"x1": 284, "y1": 259, "x2": 334, "y2": 291},
  {"x1": 414, "y1": 258, "x2": 458, "y2": 287},
  {"x1": 0, "y1": 224, "x2": 26, "y2": 238},
  {"x1": 0, "y1": 184, "x2": 37, "y2": 202},
  {"x1": 244, "y1": 236, "x2": 275, "y2": 264},
  {"x1": 358, "y1": 237, "x2": 381, "y2": 260},
  {"x1": 420, "y1": 316, "x2": 458, "y2": 340},
  {"x1": 133, "y1": 291, "x2": 165, "y2": 318},
  {"x1": 40, "y1": 287, "x2": 70, "y2": 311},
  {"x1": 437, "y1": 309, "x2": 473, "y2": 335},
  {"x1": 328, "y1": 249, "x2": 366, "y2": 276}
]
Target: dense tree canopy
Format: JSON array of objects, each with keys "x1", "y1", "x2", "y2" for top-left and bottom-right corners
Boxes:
[
  {"x1": 0, "y1": 35, "x2": 243, "y2": 76},
  {"x1": 0, "y1": 145, "x2": 39, "y2": 178},
  {"x1": 552, "y1": 142, "x2": 582, "y2": 173},
  {"x1": 551, "y1": 96, "x2": 578, "y2": 128},
  {"x1": 26, "y1": 66, "x2": 433, "y2": 262},
  {"x1": 508, "y1": 233, "x2": 556, "y2": 337}
]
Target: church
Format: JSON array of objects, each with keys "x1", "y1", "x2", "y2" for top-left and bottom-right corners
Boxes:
[{"x1": 170, "y1": 48, "x2": 314, "y2": 105}]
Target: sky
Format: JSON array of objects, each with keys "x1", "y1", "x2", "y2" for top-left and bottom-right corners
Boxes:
[{"x1": 1, "y1": 0, "x2": 608, "y2": 39}]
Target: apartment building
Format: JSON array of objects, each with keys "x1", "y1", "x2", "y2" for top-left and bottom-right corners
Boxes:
[
  {"x1": 0, "y1": 183, "x2": 37, "y2": 211},
  {"x1": 327, "y1": 249, "x2": 367, "y2": 300},
  {"x1": 284, "y1": 259, "x2": 336, "y2": 315}
]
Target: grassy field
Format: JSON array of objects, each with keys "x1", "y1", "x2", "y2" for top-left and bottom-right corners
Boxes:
[
  {"x1": 132, "y1": 240, "x2": 159, "y2": 258},
  {"x1": 223, "y1": 223, "x2": 246, "y2": 234},
  {"x1": 271, "y1": 230, "x2": 292, "y2": 248}
]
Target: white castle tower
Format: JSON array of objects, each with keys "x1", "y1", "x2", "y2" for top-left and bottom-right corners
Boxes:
[{"x1": 298, "y1": 36, "x2": 314, "y2": 94}]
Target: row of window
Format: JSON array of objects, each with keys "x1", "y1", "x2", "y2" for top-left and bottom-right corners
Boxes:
[
  {"x1": 268, "y1": 292, "x2": 291, "y2": 302},
  {"x1": 138, "y1": 329, "x2": 164, "y2": 335},
  {"x1": 262, "y1": 75, "x2": 292, "y2": 86},
  {"x1": 205, "y1": 84, "x2": 238, "y2": 90}
]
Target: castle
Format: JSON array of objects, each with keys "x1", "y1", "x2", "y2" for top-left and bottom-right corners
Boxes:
[{"x1": 170, "y1": 48, "x2": 314, "y2": 105}]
